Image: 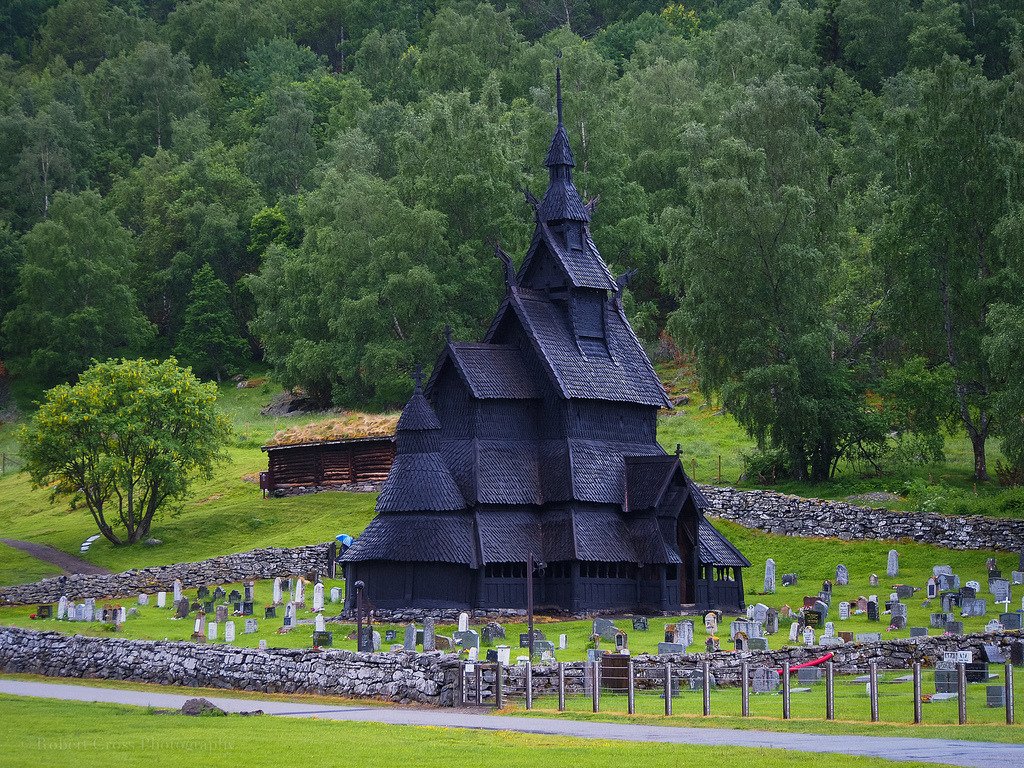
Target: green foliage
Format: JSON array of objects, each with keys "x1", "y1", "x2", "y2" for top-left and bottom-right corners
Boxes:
[
  {"x1": 173, "y1": 264, "x2": 249, "y2": 382},
  {"x1": 1, "y1": 191, "x2": 154, "y2": 385},
  {"x1": 985, "y1": 301, "x2": 1024, "y2": 468},
  {"x1": 19, "y1": 357, "x2": 232, "y2": 545}
]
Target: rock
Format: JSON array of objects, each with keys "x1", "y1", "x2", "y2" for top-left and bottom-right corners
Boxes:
[
  {"x1": 260, "y1": 391, "x2": 316, "y2": 417},
  {"x1": 143, "y1": 538, "x2": 163, "y2": 547},
  {"x1": 180, "y1": 698, "x2": 226, "y2": 717}
]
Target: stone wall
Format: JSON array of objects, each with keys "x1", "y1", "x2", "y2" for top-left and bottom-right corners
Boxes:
[
  {"x1": 699, "y1": 486, "x2": 1024, "y2": 553},
  {"x1": 0, "y1": 544, "x2": 334, "y2": 606},
  {"x1": 0, "y1": 626, "x2": 460, "y2": 705}
]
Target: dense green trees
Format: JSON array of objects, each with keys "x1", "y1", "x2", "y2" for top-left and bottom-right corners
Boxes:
[{"x1": 0, "y1": 0, "x2": 1021, "y2": 481}]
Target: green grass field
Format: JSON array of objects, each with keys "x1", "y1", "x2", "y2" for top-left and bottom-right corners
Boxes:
[{"x1": 0, "y1": 694, "x2": 938, "y2": 768}]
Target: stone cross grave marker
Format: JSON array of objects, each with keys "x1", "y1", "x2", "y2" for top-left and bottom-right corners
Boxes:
[{"x1": 764, "y1": 558, "x2": 776, "y2": 594}]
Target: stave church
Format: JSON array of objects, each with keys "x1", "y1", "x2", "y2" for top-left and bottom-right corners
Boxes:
[{"x1": 342, "y1": 73, "x2": 748, "y2": 614}]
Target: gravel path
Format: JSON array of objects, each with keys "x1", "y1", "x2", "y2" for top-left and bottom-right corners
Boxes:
[
  {"x1": 2, "y1": 678, "x2": 1022, "y2": 767},
  {"x1": 0, "y1": 539, "x2": 109, "y2": 575}
]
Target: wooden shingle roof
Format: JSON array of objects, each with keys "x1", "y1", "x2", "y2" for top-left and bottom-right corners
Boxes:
[
  {"x1": 698, "y1": 519, "x2": 751, "y2": 568},
  {"x1": 341, "y1": 512, "x2": 476, "y2": 565},
  {"x1": 429, "y1": 342, "x2": 540, "y2": 400}
]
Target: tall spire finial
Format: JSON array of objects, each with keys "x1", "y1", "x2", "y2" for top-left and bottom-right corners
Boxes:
[
  {"x1": 412, "y1": 364, "x2": 424, "y2": 389},
  {"x1": 556, "y1": 66, "x2": 563, "y2": 125}
]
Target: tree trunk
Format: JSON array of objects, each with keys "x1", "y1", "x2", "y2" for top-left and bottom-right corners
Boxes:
[{"x1": 970, "y1": 428, "x2": 988, "y2": 482}]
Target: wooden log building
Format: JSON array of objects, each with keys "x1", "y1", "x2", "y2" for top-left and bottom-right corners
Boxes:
[
  {"x1": 342, "y1": 73, "x2": 748, "y2": 614},
  {"x1": 261, "y1": 437, "x2": 395, "y2": 495}
]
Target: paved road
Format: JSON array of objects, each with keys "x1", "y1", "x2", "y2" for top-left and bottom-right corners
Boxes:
[
  {"x1": 0, "y1": 539, "x2": 109, "y2": 575},
  {"x1": 1, "y1": 679, "x2": 1021, "y2": 766}
]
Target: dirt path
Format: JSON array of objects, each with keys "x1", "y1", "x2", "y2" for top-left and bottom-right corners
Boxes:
[{"x1": 0, "y1": 539, "x2": 109, "y2": 575}]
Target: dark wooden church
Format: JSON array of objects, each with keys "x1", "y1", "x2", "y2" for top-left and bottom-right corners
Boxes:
[{"x1": 342, "y1": 75, "x2": 748, "y2": 614}]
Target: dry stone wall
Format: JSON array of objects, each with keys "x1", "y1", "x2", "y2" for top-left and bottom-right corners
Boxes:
[
  {"x1": 0, "y1": 544, "x2": 334, "y2": 606},
  {"x1": 699, "y1": 486, "x2": 1024, "y2": 553},
  {"x1": 0, "y1": 626, "x2": 460, "y2": 705}
]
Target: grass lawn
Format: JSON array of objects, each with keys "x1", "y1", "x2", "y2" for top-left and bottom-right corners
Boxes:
[
  {"x1": 0, "y1": 694, "x2": 945, "y2": 767},
  {"x1": 0, "y1": 542, "x2": 61, "y2": 586}
]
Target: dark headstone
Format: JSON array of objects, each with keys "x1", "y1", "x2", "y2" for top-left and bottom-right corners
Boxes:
[
  {"x1": 945, "y1": 620, "x2": 964, "y2": 635},
  {"x1": 988, "y1": 685, "x2": 1006, "y2": 708},
  {"x1": 960, "y1": 585, "x2": 977, "y2": 600},
  {"x1": 312, "y1": 630, "x2": 333, "y2": 647},
  {"x1": 982, "y1": 645, "x2": 1006, "y2": 664},
  {"x1": 213, "y1": 587, "x2": 226, "y2": 602},
  {"x1": 203, "y1": 600, "x2": 214, "y2": 614},
  {"x1": 866, "y1": 601, "x2": 879, "y2": 622},
  {"x1": 264, "y1": 606, "x2": 277, "y2": 619},
  {"x1": 910, "y1": 627, "x2": 928, "y2": 638},
  {"x1": 228, "y1": 590, "x2": 241, "y2": 604},
  {"x1": 965, "y1": 662, "x2": 989, "y2": 683},
  {"x1": 781, "y1": 574, "x2": 798, "y2": 587},
  {"x1": 895, "y1": 585, "x2": 915, "y2": 600},
  {"x1": 385, "y1": 630, "x2": 397, "y2": 642},
  {"x1": 175, "y1": 599, "x2": 191, "y2": 619},
  {"x1": 632, "y1": 616, "x2": 649, "y2": 631},
  {"x1": 197, "y1": 586, "x2": 210, "y2": 599},
  {"x1": 804, "y1": 610, "x2": 822, "y2": 628},
  {"x1": 1011, "y1": 641, "x2": 1024, "y2": 667},
  {"x1": 241, "y1": 601, "x2": 253, "y2": 616},
  {"x1": 36, "y1": 605, "x2": 53, "y2": 619}
]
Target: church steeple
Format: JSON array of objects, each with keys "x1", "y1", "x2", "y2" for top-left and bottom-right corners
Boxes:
[{"x1": 538, "y1": 68, "x2": 590, "y2": 224}]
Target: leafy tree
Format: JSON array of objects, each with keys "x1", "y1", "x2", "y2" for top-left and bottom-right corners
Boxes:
[
  {"x1": 0, "y1": 224, "x2": 24, "y2": 337},
  {"x1": 165, "y1": 0, "x2": 286, "y2": 74},
  {"x1": 2, "y1": 190, "x2": 154, "y2": 384},
  {"x1": 247, "y1": 86, "x2": 316, "y2": 197},
  {"x1": 34, "y1": 0, "x2": 144, "y2": 71},
  {"x1": 19, "y1": 357, "x2": 231, "y2": 544},
  {"x1": 879, "y1": 58, "x2": 1013, "y2": 480},
  {"x1": 985, "y1": 301, "x2": 1024, "y2": 469},
  {"x1": 834, "y1": 0, "x2": 912, "y2": 90},
  {"x1": 173, "y1": 263, "x2": 249, "y2": 381}
]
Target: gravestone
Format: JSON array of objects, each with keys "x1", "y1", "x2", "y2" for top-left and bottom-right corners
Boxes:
[
  {"x1": 314, "y1": 614, "x2": 326, "y2": 633},
  {"x1": 197, "y1": 586, "x2": 209, "y2": 600},
  {"x1": 935, "y1": 661, "x2": 959, "y2": 693},
  {"x1": 404, "y1": 623, "x2": 417, "y2": 651},
  {"x1": 293, "y1": 579, "x2": 304, "y2": 606},
  {"x1": 458, "y1": 612, "x2": 470, "y2": 632},
  {"x1": 677, "y1": 620, "x2": 695, "y2": 648},
  {"x1": 1012, "y1": 571, "x2": 1024, "y2": 586},
  {"x1": 961, "y1": 598, "x2": 988, "y2": 617},
  {"x1": 558, "y1": 634, "x2": 567, "y2": 650},
  {"x1": 227, "y1": 590, "x2": 241, "y2": 604},
  {"x1": 1011, "y1": 641, "x2": 1024, "y2": 667},
  {"x1": 330, "y1": 587, "x2": 341, "y2": 603},
  {"x1": 752, "y1": 603, "x2": 770, "y2": 625},
  {"x1": 224, "y1": 621, "x2": 235, "y2": 643},
  {"x1": 734, "y1": 632, "x2": 749, "y2": 652},
  {"x1": 887, "y1": 549, "x2": 899, "y2": 577},
  {"x1": 174, "y1": 599, "x2": 190, "y2": 619},
  {"x1": 856, "y1": 597, "x2": 869, "y2": 613},
  {"x1": 173, "y1": 579, "x2": 183, "y2": 602},
  {"x1": 789, "y1": 622, "x2": 801, "y2": 642},
  {"x1": 632, "y1": 616, "x2": 649, "y2": 631},
  {"x1": 781, "y1": 573, "x2": 798, "y2": 587},
  {"x1": 945, "y1": 620, "x2": 964, "y2": 635},
  {"x1": 927, "y1": 577, "x2": 938, "y2": 599},
  {"x1": 190, "y1": 612, "x2": 203, "y2": 636},
  {"x1": 241, "y1": 601, "x2": 253, "y2": 616},
  {"x1": 982, "y1": 645, "x2": 1006, "y2": 664},
  {"x1": 57, "y1": 597, "x2": 68, "y2": 620},
  {"x1": 705, "y1": 636, "x2": 720, "y2": 652},
  {"x1": 813, "y1": 600, "x2": 829, "y2": 620},
  {"x1": 203, "y1": 600, "x2": 214, "y2": 614},
  {"x1": 910, "y1": 627, "x2": 928, "y2": 638},
  {"x1": 890, "y1": 603, "x2": 908, "y2": 629},
  {"x1": 942, "y1": 592, "x2": 962, "y2": 612},
  {"x1": 213, "y1": 587, "x2": 225, "y2": 602},
  {"x1": 283, "y1": 603, "x2": 295, "y2": 628},
  {"x1": 821, "y1": 580, "x2": 832, "y2": 599},
  {"x1": 385, "y1": 630, "x2": 397, "y2": 643},
  {"x1": 313, "y1": 630, "x2": 333, "y2": 647},
  {"x1": 835, "y1": 564, "x2": 849, "y2": 586},
  {"x1": 36, "y1": 605, "x2": 53, "y2": 619},
  {"x1": 895, "y1": 584, "x2": 915, "y2": 600},
  {"x1": 137, "y1": 593, "x2": 148, "y2": 606},
  {"x1": 244, "y1": 619, "x2": 259, "y2": 634},
  {"x1": 423, "y1": 617, "x2": 436, "y2": 651},
  {"x1": 804, "y1": 610, "x2": 822, "y2": 628},
  {"x1": 823, "y1": 621, "x2": 835, "y2": 638},
  {"x1": 593, "y1": 618, "x2": 621, "y2": 642},
  {"x1": 1000, "y1": 612, "x2": 1023, "y2": 630},
  {"x1": 454, "y1": 629, "x2": 480, "y2": 650},
  {"x1": 84, "y1": 598, "x2": 95, "y2": 622},
  {"x1": 273, "y1": 577, "x2": 282, "y2": 604},
  {"x1": 780, "y1": 604, "x2": 792, "y2": 618},
  {"x1": 803, "y1": 626, "x2": 815, "y2": 646},
  {"x1": 988, "y1": 686, "x2": 1006, "y2": 708},
  {"x1": 215, "y1": 605, "x2": 228, "y2": 623},
  {"x1": 803, "y1": 596, "x2": 818, "y2": 610},
  {"x1": 866, "y1": 601, "x2": 879, "y2": 622},
  {"x1": 933, "y1": 565, "x2": 953, "y2": 577},
  {"x1": 244, "y1": 582, "x2": 255, "y2": 601},
  {"x1": 753, "y1": 667, "x2": 780, "y2": 693},
  {"x1": 748, "y1": 637, "x2": 769, "y2": 651},
  {"x1": 658, "y1": 642, "x2": 685, "y2": 654},
  {"x1": 990, "y1": 578, "x2": 1011, "y2": 602},
  {"x1": 838, "y1": 602, "x2": 850, "y2": 621},
  {"x1": 730, "y1": 619, "x2": 763, "y2": 639},
  {"x1": 704, "y1": 612, "x2": 718, "y2": 635},
  {"x1": 939, "y1": 573, "x2": 961, "y2": 591},
  {"x1": 207, "y1": 622, "x2": 217, "y2": 641},
  {"x1": 987, "y1": 557, "x2": 998, "y2": 571},
  {"x1": 156, "y1": 591, "x2": 166, "y2": 608},
  {"x1": 869, "y1": 573, "x2": 879, "y2": 587},
  {"x1": 766, "y1": 608, "x2": 779, "y2": 635},
  {"x1": 312, "y1": 583, "x2": 324, "y2": 612},
  {"x1": 931, "y1": 612, "x2": 954, "y2": 628},
  {"x1": 264, "y1": 606, "x2": 277, "y2": 619},
  {"x1": 258, "y1": 640, "x2": 268, "y2": 650},
  {"x1": 797, "y1": 667, "x2": 822, "y2": 684},
  {"x1": 856, "y1": 632, "x2": 882, "y2": 643},
  {"x1": 986, "y1": 619, "x2": 1003, "y2": 633},
  {"x1": 764, "y1": 558, "x2": 776, "y2": 594}
]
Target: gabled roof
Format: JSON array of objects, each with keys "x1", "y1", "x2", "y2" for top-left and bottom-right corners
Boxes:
[
  {"x1": 341, "y1": 512, "x2": 476, "y2": 565},
  {"x1": 624, "y1": 455, "x2": 679, "y2": 512},
  {"x1": 517, "y1": 223, "x2": 615, "y2": 291},
  {"x1": 569, "y1": 439, "x2": 664, "y2": 504},
  {"x1": 428, "y1": 342, "x2": 539, "y2": 400},
  {"x1": 487, "y1": 287, "x2": 672, "y2": 408},
  {"x1": 698, "y1": 519, "x2": 751, "y2": 568},
  {"x1": 376, "y1": 452, "x2": 465, "y2": 512}
]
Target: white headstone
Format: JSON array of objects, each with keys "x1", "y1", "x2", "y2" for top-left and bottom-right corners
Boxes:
[
  {"x1": 838, "y1": 602, "x2": 850, "y2": 620},
  {"x1": 208, "y1": 622, "x2": 218, "y2": 641},
  {"x1": 137, "y1": 593, "x2": 149, "y2": 606},
  {"x1": 315, "y1": 614, "x2": 326, "y2": 633},
  {"x1": 294, "y1": 578, "x2": 305, "y2": 605},
  {"x1": 313, "y1": 583, "x2": 324, "y2": 612},
  {"x1": 823, "y1": 621, "x2": 835, "y2": 638},
  {"x1": 458, "y1": 612, "x2": 470, "y2": 633},
  {"x1": 558, "y1": 633, "x2": 567, "y2": 650},
  {"x1": 803, "y1": 627, "x2": 815, "y2": 646},
  {"x1": 330, "y1": 587, "x2": 341, "y2": 603},
  {"x1": 468, "y1": 647, "x2": 479, "y2": 662},
  {"x1": 789, "y1": 622, "x2": 800, "y2": 642},
  {"x1": 194, "y1": 616, "x2": 203, "y2": 634},
  {"x1": 156, "y1": 591, "x2": 166, "y2": 608},
  {"x1": 273, "y1": 577, "x2": 283, "y2": 605},
  {"x1": 495, "y1": 646, "x2": 511, "y2": 664},
  {"x1": 224, "y1": 621, "x2": 236, "y2": 643},
  {"x1": 57, "y1": 596, "x2": 69, "y2": 620},
  {"x1": 258, "y1": 639, "x2": 268, "y2": 650},
  {"x1": 746, "y1": 604, "x2": 755, "y2": 619},
  {"x1": 173, "y1": 579, "x2": 183, "y2": 602},
  {"x1": 118, "y1": 607, "x2": 126, "y2": 624},
  {"x1": 704, "y1": 612, "x2": 718, "y2": 635},
  {"x1": 887, "y1": 549, "x2": 899, "y2": 578}
]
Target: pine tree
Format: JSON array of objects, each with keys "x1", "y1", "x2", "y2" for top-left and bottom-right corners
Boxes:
[{"x1": 174, "y1": 263, "x2": 248, "y2": 382}]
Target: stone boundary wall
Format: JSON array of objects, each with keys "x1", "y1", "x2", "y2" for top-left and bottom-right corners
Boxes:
[
  {"x1": 493, "y1": 631, "x2": 1023, "y2": 695},
  {"x1": 0, "y1": 626, "x2": 460, "y2": 705},
  {"x1": 0, "y1": 544, "x2": 334, "y2": 606},
  {"x1": 699, "y1": 486, "x2": 1024, "y2": 553}
]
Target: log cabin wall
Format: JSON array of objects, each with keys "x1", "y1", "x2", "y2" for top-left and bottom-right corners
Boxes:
[{"x1": 263, "y1": 437, "x2": 396, "y2": 494}]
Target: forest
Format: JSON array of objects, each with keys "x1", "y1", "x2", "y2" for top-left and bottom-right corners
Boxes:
[{"x1": 0, "y1": 0, "x2": 1022, "y2": 483}]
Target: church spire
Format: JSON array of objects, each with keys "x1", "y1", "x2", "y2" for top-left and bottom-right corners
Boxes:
[{"x1": 539, "y1": 67, "x2": 589, "y2": 223}]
